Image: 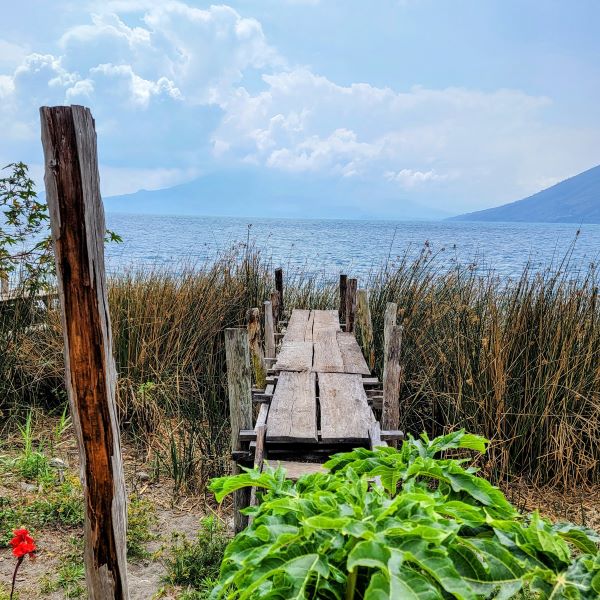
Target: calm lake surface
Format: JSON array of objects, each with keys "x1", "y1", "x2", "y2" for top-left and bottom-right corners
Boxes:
[{"x1": 104, "y1": 213, "x2": 600, "y2": 280}]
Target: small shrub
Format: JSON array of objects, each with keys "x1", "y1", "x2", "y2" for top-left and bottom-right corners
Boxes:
[
  {"x1": 164, "y1": 516, "x2": 229, "y2": 597},
  {"x1": 209, "y1": 431, "x2": 600, "y2": 599}
]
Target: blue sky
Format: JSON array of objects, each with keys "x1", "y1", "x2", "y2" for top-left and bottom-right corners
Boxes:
[{"x1": 1, "y1": 0, "x2": 599, "y2": 216}]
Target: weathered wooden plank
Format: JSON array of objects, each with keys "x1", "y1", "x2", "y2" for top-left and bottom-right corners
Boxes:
[
  {"x1": 269, "y1": 461, "x2": 325, "y2": 480},
  {"x1": 283, "y1": 309, "x2": 311, "y2": 342},
  {"x1": 318, "y1": 372, "x2": 374, "y2": 443},
  {"x1": 345, "y1": 278, "x2": 358, "y2": 333},
  {"x1": 274, "y1": 341, "x2": 313, "y2": 371},
  {"x1": 383, "y1": 302, "x2": 397, "y2": 384},
  {"x1": 312, "y1": 310, "x2": 344, "y2": 372},
  {"x1": 267, "y1": 371, "x2": 318, "y2": 442},
  {"x1": 337, "y1": 332, "x2": 371, "y2": 375},
  {"x1": 357, "y1": 289, "x2": 375, "y2": 371},
  {"x1": 304, "y1": 309, "x2": 315, "y2": 342},
  {"x1": 264, "y1": 300, "x2": 276, "y2": 359},
  {"x1": 224, "y1": 328, "x2": 254, "y2": 533},
  {"x1": 41, "y1": 105, "x2": 128, "y2": 599},
  {"x1": 382, "y1": 325, "x2": 403, "y2": 446}
]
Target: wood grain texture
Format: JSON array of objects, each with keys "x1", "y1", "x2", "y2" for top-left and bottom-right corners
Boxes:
[
  {"x1": 382, "y1": 325, "x2": 403, "y2": 443},
  {"x1": 383, "y1": 302, "x2": 397, "y2": 384},
  {"x1": 275, "y1": 268, "x2": 284, "y2": 314},
  {"x1": 274, "y1": 341, "x2": 313, "y2": 371},
  {"x1": 263, "y1": 300, "x2": 276, "y2": 359},
  {"x1": 224, "y1": 327, "x2": 253, "y2": 533},
  {"x1": 267, "y1": 371, "x2": 318, "y2": 442},
  {"x1": 339, "y1": 274, "x2": 347, "y2": 325},
  {"x1": 41, "y1": 105, "x2": 128, "y2": 600},
  {"x1": 337, "y1": 332, "x2": 371, "y2": 375},
  {"x1": 357, "y1": 289, "x2": 375, "y2": 371},
  {"x1": 345, "y1": 278, "x2": 358, "y2": 333},
  {"x1": 284, "y1": 309, "x2": 311, "y2": 342},
  {"x1": 247, "y1": 307, "x2": 265, "y2": 387},
  {"x1": 318, "y1": 372, "x2": 374, "y2": 443}
]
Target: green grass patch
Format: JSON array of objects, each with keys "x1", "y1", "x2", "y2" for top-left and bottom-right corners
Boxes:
[
  {"x1": 127, "y1": 494, "x2": 158, "y2": 561},
  {"x1": 163, "y1": 516, "x2": 229, "y2": 599}
]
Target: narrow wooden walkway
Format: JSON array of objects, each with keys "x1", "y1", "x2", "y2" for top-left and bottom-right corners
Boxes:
[
  {"x1": 226, "y1": 273, "x2": 404, "y2": 531},
  {"x1": 268, "y1": 309, "x2": 374, "y2": 445}
]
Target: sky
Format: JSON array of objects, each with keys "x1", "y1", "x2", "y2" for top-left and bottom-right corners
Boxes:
[{"x1": 1, "y1": 0, "x2": 599, "y2": 216}]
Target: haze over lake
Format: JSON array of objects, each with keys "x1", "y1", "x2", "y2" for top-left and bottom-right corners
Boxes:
[{"x1": 104, "y1": 213, "x2": 600, "y2": 280}]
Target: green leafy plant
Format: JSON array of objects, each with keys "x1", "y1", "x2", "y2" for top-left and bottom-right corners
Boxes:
[{"x1": 209, "y1": 431, "x2": 600, "y2": 599}]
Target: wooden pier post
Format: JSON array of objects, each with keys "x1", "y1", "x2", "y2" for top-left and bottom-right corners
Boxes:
[
  {"x1": 357, "y1": 289, "x2": 375, "y2": 371},
  {"x1": 40, "y1": 105, "x2": 128, "y2": 599},
  {"x1": 383, "y1": 302, "x2": 397, "y2": 382},
  {"x1": 0, "y1": 274, "x2": 8, "y2": 297},
  {"x1": 264, "y1": 300, "x2": 276, "y2": 359},
  {"x1": 382, "y1": 325, "x2": 403, "y2": 446},
  {"x1": 345, "y1": 278, "x2": 358, "y2": 333},
  {"x1": 339, "y1": 274, "x2": 347, "y2": 326},
  {"x1": 224, "y1": 328, "x2": 253, "y2": 533},
  {"x1": 275, "y1": 268, "x2": 284, "y2": 318},
  {"x1": 247, "y1": 307, "x2": 265, "y2": 388},
  {"x1": 270, "y1": 290, "x2": 280, "y2": 325}
]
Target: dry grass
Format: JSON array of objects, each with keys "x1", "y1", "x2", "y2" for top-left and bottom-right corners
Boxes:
[{"x1": 1, "y1": 244, "x2": 599, "y2": 491}]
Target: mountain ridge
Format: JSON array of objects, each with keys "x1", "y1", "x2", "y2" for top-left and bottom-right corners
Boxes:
[{"x1": 448, "y1": 164, "x2": 600, "y2": 224}]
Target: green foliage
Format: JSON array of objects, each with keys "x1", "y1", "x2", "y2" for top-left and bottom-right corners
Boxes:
[
  {"x1": 40, "y1": 535, "x2": 85, "y2": 598},
  {"x1": 209, "y1": 431, "x2": 600, "y2": 599},
  {"x1": 164, "y1": 516, "x2": 230, "y2": 598},
  {"x1": 0, "y1": 162, "x2": 52, "y2": 289},
  {"x1": 127, "y1": 494, "x2": 158, "y2": 560}
]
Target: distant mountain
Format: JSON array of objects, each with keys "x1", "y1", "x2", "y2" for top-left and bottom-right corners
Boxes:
[
  {"x1": 103, "y1": 168, "x2": 448, "y2": 220},
  {"x1": 449, "y1": 164, "x2": 600, "y2": 224}
]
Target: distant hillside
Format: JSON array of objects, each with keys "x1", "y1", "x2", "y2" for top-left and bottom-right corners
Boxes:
[
  {"x1": 449, "y1": 164, "x2": 600, "y2": 224},
  {"x1": 102, "y1": 168, "x2": 448, "y2": 220}
]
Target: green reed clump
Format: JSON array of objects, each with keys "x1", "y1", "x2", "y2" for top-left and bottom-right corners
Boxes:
[{"x1": 1, "y1": 244, "x2": 598, "y2": 490}]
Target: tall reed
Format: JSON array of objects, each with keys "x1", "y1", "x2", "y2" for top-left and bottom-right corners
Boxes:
[{"x1": 1, "y1": 245, "x2": 598, "y2": 489}]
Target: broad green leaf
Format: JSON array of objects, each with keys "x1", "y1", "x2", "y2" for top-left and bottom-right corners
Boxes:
[
  {"x1": 347, "y1": 540, "x2": 390, "y2": 571},
  {"x1": 388, "y1": 552, "x2": 444, "y2": 599}
]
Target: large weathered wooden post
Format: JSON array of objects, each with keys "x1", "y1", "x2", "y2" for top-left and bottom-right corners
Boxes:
[
  {"x1": 40, "y1": 105, "x2": 128, "y2": 599},
  {"x1": 224, "y1": 328, "x2": 253, "y2": 533},
  {"x1": 357, "y1": 289, "x2": 375, "y2": 371},
  {"x1": 0, "y1": 274, "x2": 8, "y2": 297},
  {"x1": 382, "y1": 325, "x2": 403, "y2": 446}
]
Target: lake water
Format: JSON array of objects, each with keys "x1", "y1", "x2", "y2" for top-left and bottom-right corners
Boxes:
[{"x1": 104, "y1": 213, "x2": 600, "y2": 281}]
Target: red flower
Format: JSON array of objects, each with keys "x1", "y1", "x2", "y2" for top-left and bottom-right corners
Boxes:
[{"x1": 9, "y1": 529, "x2": 36, "y2": 558}]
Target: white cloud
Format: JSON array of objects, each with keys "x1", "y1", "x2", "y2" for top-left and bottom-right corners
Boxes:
[
  {"x1": 385, "y1": 168, "x2": 447, "y2": 187},
  {"x1": 99, "y1": 165, "x2": 200, "y2": 196},
  {"x1": 0, "y1": 1, "x2": 597, "y2": 207}
]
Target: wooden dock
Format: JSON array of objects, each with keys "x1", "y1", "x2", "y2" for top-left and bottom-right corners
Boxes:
[{"x1": 226, "y1": 275, "x2": 404, "y2": 531}]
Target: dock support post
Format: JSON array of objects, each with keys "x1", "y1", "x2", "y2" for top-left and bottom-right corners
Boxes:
[
  {"x1": 270, "y1": 290, "x2": 280, "y2": 325},
  {"x1": 382, "y1": 325, "x2": 403, "y2": 446},
  {"x1": 40, "y1": 105, "x2": 129, "y2": 599},
  {"x1": 224, "y1": 328, "x2": 253, "y2": 533},
  {"x1": 357, "y1": 289, "x2": 375, "y2": 371},
  {"x1": 383, "y1": 302, "x2": 398, "y2": 382},
  {"x1": 275, "y1": 267, "x2": 284, "y2": 318},
  {"x1": 247, "y1": 307, "x2": 265, "y2": 388},
  {"x1": 339, "y1": 274, "x2": 347, "y2": 326},
  {"x1": 0, "y1": 274, "x2": 8, "y2": 297},
  {"x1": 345, "y1": 278, "x2": 358, "y2": 333},
  {"x1": 264, "y1": 300, "x2": 276, "y2": 359}
]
